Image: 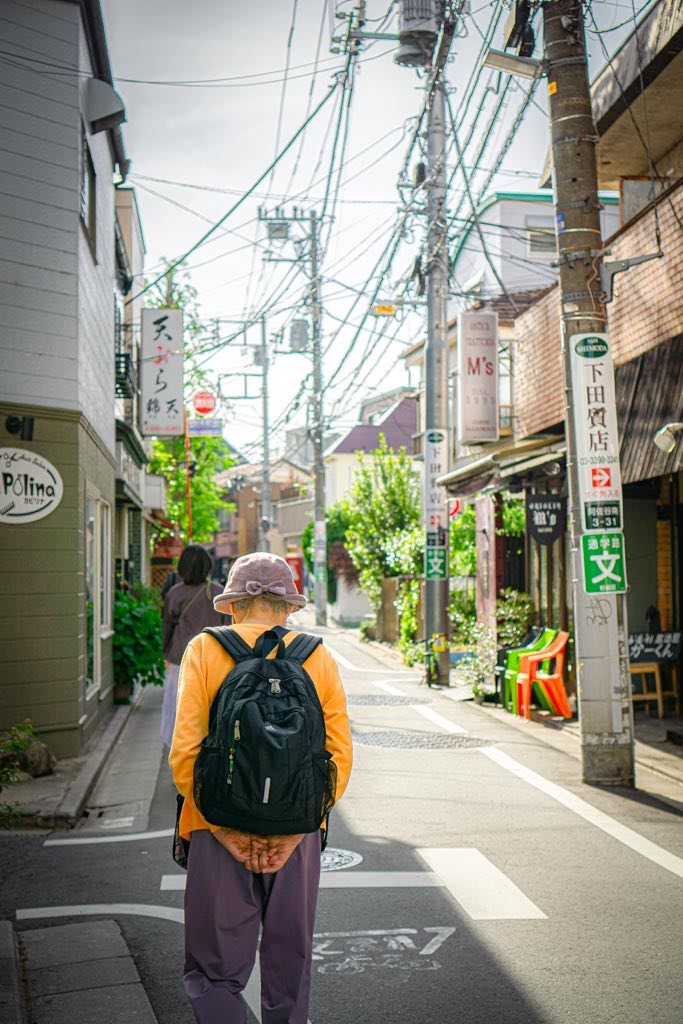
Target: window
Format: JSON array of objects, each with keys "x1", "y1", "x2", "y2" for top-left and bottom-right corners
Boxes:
[
  {"x1": 80, "y1": 125, "x2": 96, "y2": 253},
  {"x1": 525, "y1": 215, "x2": 556, "y2": 257},
  {"x1": 85, "y1": 491, "x2": 111, "y2": 697}
]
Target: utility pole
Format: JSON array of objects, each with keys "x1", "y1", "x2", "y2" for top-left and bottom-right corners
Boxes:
[
  {"x1": 423, "y1": 66, "x2": 450, "y2": 685},
  {"x1": 259, "y1": 315, "x2": 271, "y2": 553},
  {"x1": 543, "y1": 0, "x2": 634, "y2": 784},
  {"x1": 310, "y1": 210, "x2": 328, "y2": 627}
]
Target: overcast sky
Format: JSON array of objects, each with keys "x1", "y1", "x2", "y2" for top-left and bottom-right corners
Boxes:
[{"x1": 101, "y1": 0, "x2": 640, "y2": 460}]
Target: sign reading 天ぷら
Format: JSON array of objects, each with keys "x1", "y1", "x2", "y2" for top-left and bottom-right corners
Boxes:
[{"x1": 0, "y1": 447, "x2": 64, "y2": 524}]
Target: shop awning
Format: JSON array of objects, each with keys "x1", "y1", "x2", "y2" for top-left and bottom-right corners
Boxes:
[
  {"x1": 437, "y1": 436, "x2": 558, "y2": 495},
  {"x1": 616, "y1": 334, "x2": 683, "y2": 484}
]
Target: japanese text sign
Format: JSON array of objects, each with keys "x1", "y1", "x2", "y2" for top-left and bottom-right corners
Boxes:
[
  {"x1": 457, "y1": 311, "x2": 499, "y2": 443},
  {"x1": 526, "y1": 494, "x2": 565, "y2": 546},
  {"x1": 424, "y1": 428, "x2": 448, "y2": 580},
  {"x1": 141, "y1": 308, "x2": 184, "y2": 436},
  {"x1": 628, "y1": 632, "x2": 681, "y2": 664},
  {"x1": 581, "y1": 531, "x2": 627, "y2": 594},
  {"x1": 569, "y1": 334, "x2": 622, "y2": 531}
]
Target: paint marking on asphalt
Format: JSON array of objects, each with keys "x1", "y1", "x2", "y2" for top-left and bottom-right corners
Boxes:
[
  {"x1": 411, "y1": 704, "x2": 468, "y2": 735},
  {"x1": 480, "y1": 746, "x2": 683, "y2": 880},
  {"x1": 418, "y1": 848, "x2": 547, "y2": 920},
  {"x1": 325, "y1": 645, "x2": 362, "y2": 671},
  {"x1": 16, "y1": 903, "x2": 184, "y2": 924},
  {"x1": 44, "y1": 828, "x2": 173, "y2": 847},
  {"x1": 160, "y1": 871, "x2": 444, "y2": 892},
  {"x1": 371, "y1": 679, "x2": 406, "y2": 696}
]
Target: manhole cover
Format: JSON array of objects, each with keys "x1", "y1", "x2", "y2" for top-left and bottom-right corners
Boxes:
[
  {"x1": 346, "y1": 695, "x2": 431, "y2": 707},
  {"x1": 352, "y1": 729, "x2": 493, "y2": 750},
  {"x1": 321, "y1": 847, "x2": 364, "y2": 871}
]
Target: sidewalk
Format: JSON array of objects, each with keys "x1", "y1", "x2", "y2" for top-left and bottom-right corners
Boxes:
[
  {"x1": 3, "y1": 920, "x2": 158, "y2": 1024},
  {"x1": 4, "y1": 685, "x2": 160, "y2": 830}
]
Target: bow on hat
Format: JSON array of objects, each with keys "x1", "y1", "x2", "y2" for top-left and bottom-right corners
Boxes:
[{"x1": 245, "y1": 580, "x2": 287, "y2": 597}]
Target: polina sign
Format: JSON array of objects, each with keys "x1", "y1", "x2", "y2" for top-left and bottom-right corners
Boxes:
[{"x1": 0, "y1": 447, "x2": 64, "y2": 524}]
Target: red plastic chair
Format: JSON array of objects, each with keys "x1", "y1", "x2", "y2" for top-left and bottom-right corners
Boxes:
[{"x1": 517, "y1": 631, "x2": 571, "y2": 720}]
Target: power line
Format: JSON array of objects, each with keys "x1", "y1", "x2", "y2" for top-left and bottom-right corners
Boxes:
[{"x1": 125, "y1": 79, "x2": 339, "y2": 306}]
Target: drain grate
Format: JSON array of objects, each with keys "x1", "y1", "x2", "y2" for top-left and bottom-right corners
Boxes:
[
  {"x1": 346, "y1": 694, "x2": 431, "y2": 707},
  {"x1": 352, "y1": 729, "x2": 493, "y2": 750}
]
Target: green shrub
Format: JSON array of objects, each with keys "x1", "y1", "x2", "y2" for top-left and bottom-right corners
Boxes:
[
  {"x1": 448, "y1": 587, "x2": 476, "y2": 646},
  {"x1": 0, "y1": 720, "x2": 35, "y2": 827},
  {"x1": 455, "y1": 623, "x2": 497, "y2": 697},
  {"x1": 113, "y1": 590, "x2": 166, "y2": 692},
  {"x1": 358, "y1": 619, "x2": 376, "y2": 643},
  {"x1": 496, "y1": 588, "x2": 535, "y2": 647}
]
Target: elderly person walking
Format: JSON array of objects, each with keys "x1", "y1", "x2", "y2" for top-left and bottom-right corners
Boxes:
[
  {"x1": 170, "y1": 552, "x2": 352, "y2": 1024},
  {"x1": 161, "y1": 544, "x2": 230, "y2": 748}
]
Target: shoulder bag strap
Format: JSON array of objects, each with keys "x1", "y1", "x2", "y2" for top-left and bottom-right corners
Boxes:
[
  {"x1": 202, "y1": 626, "x2": 254, "y2": 663},
  {"x1": 285, "y1": 633, "x2": 323, "y2": 665}
]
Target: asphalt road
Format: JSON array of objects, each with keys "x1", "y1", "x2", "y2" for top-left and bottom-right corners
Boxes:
[{"x1": 2, "y1": 626, "x2": 682, "y2": 1024}]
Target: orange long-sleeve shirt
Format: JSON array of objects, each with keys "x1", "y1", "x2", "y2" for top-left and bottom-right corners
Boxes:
[{"x1": 169, "y1": 623, "x2": 353, "y2": 840}]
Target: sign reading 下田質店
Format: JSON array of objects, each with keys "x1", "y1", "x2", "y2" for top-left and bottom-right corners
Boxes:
[
  {"x1": 526, "y1": 494, "x2": 566, "y2": 546},
  {"x1": 569, "y1": 333, "x2": 623, "y2": 532},
  {"x1": 140, "y1": 308, "x2": 184, "y2": 436},
  {"x1": 457, "y1": 310, "x2": 499, "y2": 443},
  {"x1": 0, "y1": 447, "x2": 63, "y2": 524}
]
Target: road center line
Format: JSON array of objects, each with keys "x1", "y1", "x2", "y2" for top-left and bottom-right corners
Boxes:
[{"x1": 480, "y1": 747, "x2": 683, "y2": 880}]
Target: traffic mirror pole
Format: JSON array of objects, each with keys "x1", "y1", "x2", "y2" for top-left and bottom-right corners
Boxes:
[{"x1": 544, "y1": 0, "x2": 634, "y2": 784}]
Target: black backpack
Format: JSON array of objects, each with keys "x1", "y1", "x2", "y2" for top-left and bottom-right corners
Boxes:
[{"x1": 193, "y1": 625, "x2": 337, "y2": 837}]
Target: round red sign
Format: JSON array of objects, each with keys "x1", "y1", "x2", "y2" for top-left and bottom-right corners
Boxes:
[{"x1": 192, "y1": 390, "x2": 216, "y2": 416}]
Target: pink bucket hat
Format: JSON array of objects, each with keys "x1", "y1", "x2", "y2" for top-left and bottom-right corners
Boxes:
[{"x1": 214, "y1": 552, "x2": 306, "y2": 611}]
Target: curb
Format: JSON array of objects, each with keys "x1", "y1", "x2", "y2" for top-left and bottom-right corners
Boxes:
[
  {"x1": 18, "y1": 688, "x2": 142, "y2": 830},
  {"x1": 0, "y1": 920, "x2": 25, "y2": 1024}
]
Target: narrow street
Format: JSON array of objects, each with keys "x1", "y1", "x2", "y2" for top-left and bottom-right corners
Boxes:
[{"x1": 2, "y1": 625, "x2": 681, "y2": 1024}]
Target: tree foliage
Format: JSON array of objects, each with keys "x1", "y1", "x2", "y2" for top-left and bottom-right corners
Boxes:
[
  {"x1": 344, "y1": 437, "x2": 421, "y2": 610},
  {"x1": 449, "y1": 503, "x2": 477, "y2": 577},
  {"x1": 301, "y1": 500, "x2": 356, "y2": 603}
]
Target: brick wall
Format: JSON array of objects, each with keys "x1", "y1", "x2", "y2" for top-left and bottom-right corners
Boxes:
[{"x1": 513, "y1": 183, "x2": 683, "y2": 439}]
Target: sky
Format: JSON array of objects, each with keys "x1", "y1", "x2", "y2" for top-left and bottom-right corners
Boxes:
[{"x1": 101, "y1": 0, "x2": 645, "y2": 462}]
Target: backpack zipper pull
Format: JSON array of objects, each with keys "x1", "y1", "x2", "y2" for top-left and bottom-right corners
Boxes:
[
  {"x1": 234, "y1": 719, "x2": 241, "y2": 741},
  {"x1": 270, "y1": 679, "x2": 281, "y2": 694},
  {"x1": 227, "y1": 748, "x2": 234, "y2": 786}
]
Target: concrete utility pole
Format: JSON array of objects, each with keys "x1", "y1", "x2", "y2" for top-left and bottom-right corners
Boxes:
[
  {"x1": 423, "y1": 66, "x2": 451, "y2": 686},
  {"x1": 259, "y1": 315, "x2": 271, "y2": 553},
  {"x1": 309, "y1": 210, "x2": 328, "y2": 627},
  {"x1": 543, "y1": 0, "x2": 634, "y2": 784}
]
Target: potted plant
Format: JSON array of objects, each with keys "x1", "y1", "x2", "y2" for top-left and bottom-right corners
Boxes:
[{"x1": 113, "y1": 588, "x2": 166, "y2": 704}]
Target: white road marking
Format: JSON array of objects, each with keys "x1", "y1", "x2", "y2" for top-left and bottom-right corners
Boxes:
[
  {"x1": 160, "y1": 871, "x2": 444, "y2": 892},
  {"x1": 100, "y1": 816, "x2": 136, "y2": 829},
  {"x1": 326, "y1": 646, "x2": 362, "y2": 671},
  {"x1": 411, "y1": 704, "x2": 468, "y2": 735},
  {"x1": 481, "y1": 746, "x2": 683, "y2": 880},
  {"x1": 44, "y1": 827, "x2": 173, "y2": 847},
  {"x1": 370, "y1": 679, "x2": 406, "y2": 696},
  {"x1": 16, "y1": 903, "x2": 184, "y2": 924},
  {"x1": 418, "y1": 848, "x2": 547, "y2": 921}
]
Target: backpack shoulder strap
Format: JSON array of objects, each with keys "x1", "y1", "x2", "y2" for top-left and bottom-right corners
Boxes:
[
  {"x1": 285, "y1": 632, "x2": 323, "y2": 665},
  {"x1": 202, "y1": 626, "x2": 253, "y2": 663}
]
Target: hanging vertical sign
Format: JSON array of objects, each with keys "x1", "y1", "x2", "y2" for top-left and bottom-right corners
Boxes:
[
  {"x1": 457, "y1": 310, "x2": 499, "y2": 443},
  {"x1": 140, "y1": 308, "x2": 184, "y2": 436},
  {"x1": 569, "y1": 334, "x2": 623, "y2": 533},
  {"x1": 424, "y1": 429, "x2": 448, "y2": 579}
]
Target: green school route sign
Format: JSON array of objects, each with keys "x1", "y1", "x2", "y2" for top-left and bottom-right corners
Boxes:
[
  {"x1": 581, "y1": 532, "x2": 627, "y2": 594},
  {"x1": 425, "y1": 547, "x2": 448, "y2": 580}
]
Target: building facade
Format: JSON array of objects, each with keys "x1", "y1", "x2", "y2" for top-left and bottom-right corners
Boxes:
[{"x1": 0, "y1": 0, "x2": 132, "y2": 756}]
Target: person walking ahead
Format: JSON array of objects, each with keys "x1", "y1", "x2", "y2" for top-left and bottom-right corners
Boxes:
[
  {"x1": 170, "y1": 553, "x2": 352, "y2": 1024},
  {"x1": 161, "y1": 545, "x2": 229, "y2": 748}
]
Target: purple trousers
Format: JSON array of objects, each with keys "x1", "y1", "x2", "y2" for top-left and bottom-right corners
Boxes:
[{"x1": 184, "y1": 828, "x2": 322, "y2": 1023}]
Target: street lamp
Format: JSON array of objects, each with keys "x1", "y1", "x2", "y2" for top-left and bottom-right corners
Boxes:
[
  {"x1": 653, "y1": 422, "x2": 683, "y2": 454},
  {"x1": 481, "y1": 48, "x2": 543, "y2": 79}
]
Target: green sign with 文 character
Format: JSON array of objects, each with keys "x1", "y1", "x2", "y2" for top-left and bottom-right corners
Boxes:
[
  {"x1": 581, "y1": 532, "x2": 627, "y2": 594},
  {"x1": 425, "y1": 547, "x2": 448, "y2": 580}
]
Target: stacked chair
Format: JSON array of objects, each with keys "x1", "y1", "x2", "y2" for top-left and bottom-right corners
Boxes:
[{"x1": 497, "y1": 628, "x2": 572, "y2": 720}]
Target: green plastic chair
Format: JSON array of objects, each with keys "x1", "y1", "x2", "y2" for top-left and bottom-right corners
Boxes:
[{"x1": 503, "y1": 628, "x2": 557, "y2": 714}]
